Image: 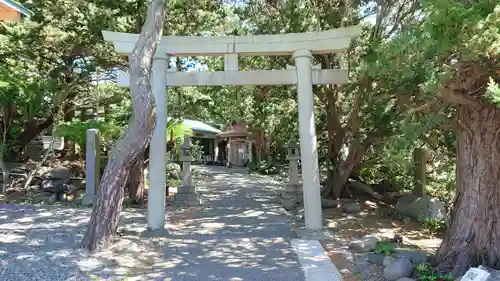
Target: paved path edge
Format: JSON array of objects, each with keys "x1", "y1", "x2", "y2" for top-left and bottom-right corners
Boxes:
[{"x1": 291, "y1": 239, "x2": 343, "y2": 281}]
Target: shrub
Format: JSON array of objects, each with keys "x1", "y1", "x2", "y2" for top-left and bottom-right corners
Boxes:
[
  {"x1": 166, "y1": 163, "x2": 181, "y2": 180},
  {"x1": 56, "y1": 119, "x2": 123, "y2": 155}
]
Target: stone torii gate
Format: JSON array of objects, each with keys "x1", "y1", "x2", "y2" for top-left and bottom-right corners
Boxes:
[{"x1": 102, "y1": 26, "x2": 361, "y2": 236}]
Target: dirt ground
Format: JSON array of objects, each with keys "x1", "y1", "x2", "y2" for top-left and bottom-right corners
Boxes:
[
  {"x1": 324, "y1": 199, "x2": 442, "y2": 252},
  {"x1": 320, "y1": 198, "x2": 443, "y2": 280}
]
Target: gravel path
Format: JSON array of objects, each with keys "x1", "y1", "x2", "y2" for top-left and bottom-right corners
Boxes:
[{"x1": 0, "y1": 165, "x2": 304, "y2": 281}]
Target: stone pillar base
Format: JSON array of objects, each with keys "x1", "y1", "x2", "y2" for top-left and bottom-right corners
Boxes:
[
  {"x1": 82, "y1": 194, "x2": 95, "y2": 206},
  {"x1": 172, "y1": 190, "x2": 203, "y2": 206},
  {"x1": 295, "y1": 227, "x2": 335, "y2": 241},
  {"x1": 281, "y1": 183, "x2": 303, "y2": 210},
  {"x1": 142, "y1": 228, "x2": 169, "y2": 237}
]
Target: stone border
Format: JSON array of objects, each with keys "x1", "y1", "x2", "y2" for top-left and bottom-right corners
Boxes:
[{"x1": 291, "y1": 239, "x2": 342, "y2": 281}]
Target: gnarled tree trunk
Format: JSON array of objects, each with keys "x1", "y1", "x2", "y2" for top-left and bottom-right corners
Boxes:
[
  {"x1": 435, "y1": 105, "x2": 500, "y2": 276},
  {"x1": 81, "y1": 0, "x2": 166, "y2": 252},
  {"x1": 126, "y1": 156, "x2": 145, "y2": 205}
]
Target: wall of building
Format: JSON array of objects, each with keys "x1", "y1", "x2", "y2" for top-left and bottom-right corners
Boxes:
[{"x1": 0, "y1": 3, "x2": 21, "y2": 21}]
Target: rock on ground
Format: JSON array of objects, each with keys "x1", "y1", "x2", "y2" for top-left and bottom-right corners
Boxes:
[
  {"x1": 383, "y1": 256, "x2": 396, "y2": 266},
  {"x1": 365, "y1": 253, "x2": 385, "y2": 265},
  {"x1": 344, "y1": 202, "x2": 361, "y2": 213},
  {"x1": 383, "y1": 258, "x2": 413, "y2": 280},
  {"x1": 349, "y1": 235, "x2": 378, "y2": 252},
  {"x1": 321, "y1": 198, "x2": 338, "y2": 208},
  {"x1": 392, "y1": 248, "x2": 428, "y2": 264},
  {"x1": 395, "y1": 195, "x2": 447, "y2": 222}
]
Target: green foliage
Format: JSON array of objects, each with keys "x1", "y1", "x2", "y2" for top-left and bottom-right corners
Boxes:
[
  {"x1": 248, "y1": 160, "x2": 279, "y2": 175},
  {"x1": 422, "y1": 218, "x2": 447, "y2": 235},
  {"x1": 414, "y1": 263, "x2": 454, "y2": 281},
  {"x1": 167, "y1": 178, "x2": 181, "y2": 187},
  {"x1": 486, "y1": 78, "x2": 500, "y2": 106},
  {"x1": 167, "y1": 119, "x2": 193, "y2": 162},
  {"x1": 165, "y1": 163, "x2": 181, "y2": 180},
  {"x1": 191, "y1": 140, "x2": 204, "y2": 163},
  {"x1": 374, "y1": 242, "x2": 395, "y2": 256},
  {"x1": 56, "y1": 120, "x2": 123, "y2": 154}
]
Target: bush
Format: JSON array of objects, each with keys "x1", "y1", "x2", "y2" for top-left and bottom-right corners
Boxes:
[
  {"x1": 249, "y1": 160, "x2": 279, "y2": 175},
  {"x1": 166, "y1": 163, "x2": 181, "y2": 179},
  {"x1": 375, "y1": 242, "x2": 395, "y2": 256},
  {"x1": 414, "y1": 263, "x2": 453, "y2": 281},
  {"x1": 191, "y1": 140, "x2": 204, "y2": 163},
  {"x1": 56, "y1": 119, "x2": 123, "y2": 155},
  {"x1": 422, "y1": 218, "x2": 447, "y2": 235}
]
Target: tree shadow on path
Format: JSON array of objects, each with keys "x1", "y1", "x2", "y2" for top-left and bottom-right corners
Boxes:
[{"x1": 0, "y1": 165, "x2": 304, "y2": 281}]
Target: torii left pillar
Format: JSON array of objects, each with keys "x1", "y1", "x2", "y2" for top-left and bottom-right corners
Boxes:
[{"x1": 147, "y1": 54, "x2": 168, "y2": 232}]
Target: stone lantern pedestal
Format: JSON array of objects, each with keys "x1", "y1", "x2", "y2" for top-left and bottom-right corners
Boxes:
[
  {"x1": 281, "y1": 138, "x2": 303, "y2": 210},
  {"x1": 173, "y1": 135, "x2": 202, "y2": 205}
]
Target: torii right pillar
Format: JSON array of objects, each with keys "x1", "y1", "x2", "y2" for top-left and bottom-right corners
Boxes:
[{"x1": 293, "y1": 50, "x2": 327, "y2": 238}]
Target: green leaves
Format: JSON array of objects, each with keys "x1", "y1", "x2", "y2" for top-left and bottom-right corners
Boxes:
[{"x1": 56, "y1": 119, "x2": 123, "y2": 153}]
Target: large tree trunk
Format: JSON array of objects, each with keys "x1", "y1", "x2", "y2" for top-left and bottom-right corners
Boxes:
[
  {"x1": 435, "y1": 105, "x2": 500, "y2": 276},
  {"x1": 127, "y1": 156, "x2": 145, "y2": 205},
  {"x1": 324, "y1": 87, "x2": 345, "y2": 198},
  {"x1": 62, "y1": 101, "x2": 76, "y2": 158},
  {"x1": 81, "y1": 0, "x2": 166, "y2": 252}
]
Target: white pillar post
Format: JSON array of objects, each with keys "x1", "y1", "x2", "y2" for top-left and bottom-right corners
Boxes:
[
  {"x1": 147, "y1": 55, "x2": 168, "y2": 231},
  {"x1": 293, "y1": 49, "x2": 323, "y2": 231}
]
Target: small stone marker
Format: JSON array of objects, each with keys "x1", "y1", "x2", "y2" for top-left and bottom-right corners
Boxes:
[
  {"x1": 478, "y1": 265, "x2": 500, "y2": 281},
  {"x1": 461, "y1": 268, "x2": 490, "y2": 281},
  {"x1": 83, "y1": 129, "x2": 100, "y2": 206}
]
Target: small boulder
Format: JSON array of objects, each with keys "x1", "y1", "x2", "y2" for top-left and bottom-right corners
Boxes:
[
  {"x1": 42, "y1": 167, "x2": 71, "y2": 182},
  {"x1": 365, "y1": 253, "x2": 385, "y2": 265},
  {"x1": 281, "y1": 198, "x2": 299, "y2": 211},
  {"x1": 383, "y1": 258, "x2": 413, "y2": 280},
  {"x1": 384, "y1": 256, "x2": 396, "y2": 266},
  {"x1": 349, "y1": 235, "x2": 378, "y2": 252},
  {"x1": 393, "y1": 248, "x2": 428, "y2": 264},
  {"x1": 455, "y1": 275, "x2": 464, "y2": 281},
  {"x1": 46, "y1": 193, "x2": 57, "y2": 205},
  {"x1": 344, "y1": 202, "x2": 361, "y2": 213},
  {"x1": 395, "y1": 195, "x2": 447, "y2": 222},
  {"x1": 321, "y1": 198, "x2": 338, "y2": 209}
]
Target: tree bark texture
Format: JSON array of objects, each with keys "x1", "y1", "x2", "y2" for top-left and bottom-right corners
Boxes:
[
  {"x1": 126, "y1": 156, "x2": 145, "y2": 205},
  {"x1": 412, "y1": 147, "x2": 427, "y2": 196},
  {"x1": 81, "y1": 0, "x2": 166, "y2": 252},
  {"x1": 435, "y1": 105, "x2": 500, "y2": 276},
  {"x1": 252, "y1": 87, "x2": 270, "y2": 163}
]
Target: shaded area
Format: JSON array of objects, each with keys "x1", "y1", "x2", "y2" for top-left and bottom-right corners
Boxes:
[
  {"x1": 0, "y1": 165, "x2": 304, "y2": 281},
  {"x1": 162, "y1": 166, "x2": 304, "y2": 280},
  {"x1": 322, "y1": 199, "x2": 442, "y2": 252}
]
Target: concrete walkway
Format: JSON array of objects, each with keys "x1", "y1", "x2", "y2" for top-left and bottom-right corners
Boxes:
[{"x1": 163, "y1": 165, "x2": 305, "y2": 280}]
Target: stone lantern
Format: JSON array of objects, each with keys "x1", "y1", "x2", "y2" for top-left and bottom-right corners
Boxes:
[
  {"x1": 281, "y1": 137, "x2": 302, "y2": 210},
  {"x1": 180, "y1": 135, "x2": 193, "y2": 162},
  {"x1": 173, "y1": 135, "x2": 202, "y2": 205},
  {"x1": 286, "y1": 138, "x2": 300, "y2": 161}
]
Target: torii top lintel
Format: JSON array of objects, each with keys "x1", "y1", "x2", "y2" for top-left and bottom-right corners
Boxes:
[{"x1": 101, "y1": 26, "x2": 362, "y2": 57}]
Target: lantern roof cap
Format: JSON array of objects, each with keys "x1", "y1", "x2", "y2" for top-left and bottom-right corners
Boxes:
[
  {"x1": 181, "y1": 135, "x2": 192, "y2": 148},
  {"x1": 285, "y1": 137, "x2": 298, "y2": 148}
]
